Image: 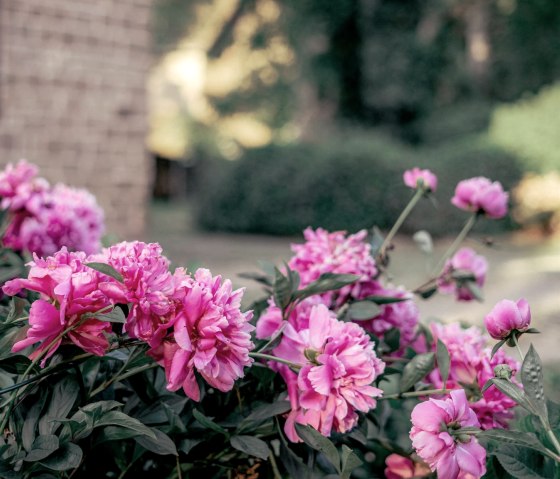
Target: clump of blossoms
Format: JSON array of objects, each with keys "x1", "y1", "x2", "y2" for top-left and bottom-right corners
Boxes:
[
  {"x1": 3, "y1": 248, "x2": 113, "y2": 365},
  {"x1": 288, "y1": 227, "x2": 378, "y2": 305},
  {"x1": 0, "y1": 160, "x2": 104, "y2": 256},
  {"x1": 410, "y1": 389, "x2": 487, "y2": 479},
  {"x1": 438, "y1": 247, "x2": 488, "y2": 301},
  {"x1": 427, "y1": 322, "x2": 520, "y2": 429}
]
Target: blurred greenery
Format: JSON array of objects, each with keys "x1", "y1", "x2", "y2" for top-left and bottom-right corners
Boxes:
[
  {"x1": 195, "y1": 131, "x2": 522, "y2": 236},
  {"x1": 151, "y1": 0, "x2": 560, "y2": 235}
]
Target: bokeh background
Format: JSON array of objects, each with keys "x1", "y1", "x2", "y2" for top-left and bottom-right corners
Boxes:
[{"x1": 0, "y1": 0, "x2": 559, "y2": 376}]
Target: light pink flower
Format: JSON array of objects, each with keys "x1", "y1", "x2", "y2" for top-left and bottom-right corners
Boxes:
[
  {"x1": 4, "y1": 248, "x2": 113, "y2": 365},
  {"x1": 403, "y1": 168, "x2": 438, "y2": 192},
  {"x1": 438, "y1": 248, "x2": 488, "y2": 302},
  {"x1": 97, "y1": 241, "x2": 176, "y2": 346},
  {"x1": 410, "y1": 389, "x2": 486, "y2": 479},
  {"x1": 0, "y1": 160, "x2": 46, "y2": 209},
  {"x1": 484, "y1": 298, "x2": 531, "y2": 340},
  {"x1": 288, "y1": 227, "x2": 378, "y2": 305},
  {"x1": 451, "y1": 177, "x2": 508, "y2": 219},
  {"x1": 156, "y1": 268, "x2": 254, "y2": 401},
  {"x1": 272, "y1": 305, "x2": 384, "y2": 441},
  {"x1": 428, "y1": 323, "x2": 520, "y2": 429},
  {"x1": 384, "y1": 454, "x2": 431, "y2": 479}
]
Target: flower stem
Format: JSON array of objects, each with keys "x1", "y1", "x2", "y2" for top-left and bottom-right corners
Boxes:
[
  {"x1": 378, "y1": 188, "x2": 424, "y2": 262},
  {"x1": 512, "y1": 334, "x2": 525, "y2": 362},
  {"x1": 249, "y1": 352, "x2": 301, "y2": 370},
  {"x1": 381, "y1": 388, "x2": 454, "y2": 400},
  {"x1": 88, "y1": 362, "x2": 158, "y2": 398},
  {"x1": 433, "y1": 213, "x2": 477, "y2": 275}
]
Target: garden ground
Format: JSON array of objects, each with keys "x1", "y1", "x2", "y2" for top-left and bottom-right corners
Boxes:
[{"x1": 145, "y1": 201, "x2": 560, "y2": 374}]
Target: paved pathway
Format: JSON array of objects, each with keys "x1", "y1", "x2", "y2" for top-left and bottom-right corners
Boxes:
[{"x1": 144, "y1": 202, "x2": 560, "y2": 366}]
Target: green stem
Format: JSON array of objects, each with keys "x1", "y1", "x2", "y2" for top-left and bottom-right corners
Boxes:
[
  {"x1": 249, "y1": 352, "x2": 301, "y2": 370},
  {"x1": 88, "y1": 362, "x2": 159, "y2": 398},
  {"x1": 378, "y1": 188, "x2": 425, "y2": 261},
  {"x1": 512, "y1": 334, "x2": 525, "y2": 362},
  {"x1": 433, "y1": 213, "x2": 478, "y2": 275},
  {"x1": 381, "y1": 387, "x2": 454, "y2": 400}
]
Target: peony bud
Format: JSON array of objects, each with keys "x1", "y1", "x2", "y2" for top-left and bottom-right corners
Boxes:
[
  {"x1": 494, "y1": 363, "x2": 513, "y2": 380},
  {"x1": 484, "y1": 298, "x2": 531, "y2": 340},
  {"x1": 403, "y1": 168, "x2": 438, "y2": 192}
]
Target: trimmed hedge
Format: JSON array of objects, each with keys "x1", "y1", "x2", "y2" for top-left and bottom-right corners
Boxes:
[{"x1": 194, "y1": 133, "x2": 523, "y2": 237}]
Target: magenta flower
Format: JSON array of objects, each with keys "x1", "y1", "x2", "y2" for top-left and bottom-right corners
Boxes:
[
  {"x1": 4, "y1": 248, "x2": 113, "y2": 365},
  {"x1": 410, "y1": 390, "x2": 486, "y2": 479},
  {"x1": 0, "y1": 160, "x2": 47, "y2": 210},
  {"x1": 271, "y1": 305, "x2": 384, "y2": 441},
  {"x1": 451, "y1": 177, "x2": 508, "y2": 219},
  {"x1": 156, "y1": 268, "x2": 254, "y2": 401},
  {"x1": 438, "y1": 248, "x2": 488, "y2": 301},
  {"x1": 96, "y1": 241, "x2": 176, "y2": 346},
  {"x1": 384, "y1": 454, "x2": 431, "y2": 479},
  {"x1": 403, "y1": 168, "x2": 438, "y2": 192},
  {"x1": 484, "y1": 298, "x2": 531, "y2": 340},
  {"x1": 428, "y1": 323, "x2": 520, "y2": 429},
  {"x1": 288, "y1": 227, "x2": 378, "y2": 305}
]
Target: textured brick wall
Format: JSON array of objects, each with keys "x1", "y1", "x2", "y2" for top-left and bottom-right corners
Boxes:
[{"x1": 0, "y1": 0, "x2": 153, "y2": 239}]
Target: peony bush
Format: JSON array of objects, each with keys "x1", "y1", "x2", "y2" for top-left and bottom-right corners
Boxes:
[{"x1": 0, "y1": 160, "x2": 558, "y2": 478}]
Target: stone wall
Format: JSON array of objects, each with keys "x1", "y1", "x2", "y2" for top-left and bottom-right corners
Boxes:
[{"x1": 0, "y1": 0, "x2": 153, "y2": 239}]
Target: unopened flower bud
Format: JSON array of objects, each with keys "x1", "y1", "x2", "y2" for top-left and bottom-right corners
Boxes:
[
  {"x1": 494, "y1": 364, "x2": 513, "y2": 380},
  {"x1": 484, "y1": 298, "x2": 531, "y2": 340}
]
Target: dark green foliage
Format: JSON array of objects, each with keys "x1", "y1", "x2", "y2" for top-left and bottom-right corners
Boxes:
[{"x1": 195, "y1": 133, "x2": 522, "y2": 237}]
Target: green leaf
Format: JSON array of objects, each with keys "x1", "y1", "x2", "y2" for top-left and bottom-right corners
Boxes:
[
  {"x1": 192, "y1": 409, "x2": 228, "y2": 436},
  {"x1": 24, "y1": 435, "x2": 59, "y2": 462},
  {"x1": 135, "y1": 428, "x2": 178, "y2": 456},
  {"x1": 495, "y1": 446, "x2": 550, "y2": 479},
  {"x1": 5, "y1": 296, "x2": 28, "y2": 323},
  {"x1": 491, "y1": 339, "x2": 507, "y2": 358},
  {"x1": 361, "y1": 295, "x2": 407, "y2": 305},
  {"x1": 95, "y1": 426, "x2": 145, "y2": 444},
  {"x1": 85, "y1": 262, "x2": 124, "y2": 283},
  {"x1": 370, "y1": 226, "x2": 385, "y2": 256},
  {"x1": 93, "y1": 307, "x2": 126, "y2": 324},
  {"x1": 400, "y1": 352, "x2": 435, "y2": 392},
  {"x1": 294, "y1": 273, "x2": 361, "y2": 300},
  {"x1": 273, "y1": 268, "x2": 292, "y2": 310},
  {"x1": 38, "y1": 376, "x2": 80, "y2": 435},
  {"x1": 490, "y1": 378, "x2": 540, "y2": 416},
  {"x1": 239, "y1": 400, "x2": 291, "y2": 430},
  {"x1": 39, "y1": 442, "x2": 83, "y2": 471},
  {"x1": 480, "y1": 429, "x2": 556, "y2": 460},
  {"x1": 436, "y1": 339, "x2": 450, "y2": 386},
  {"x1": 95, "y1": 411, "x2": 156, "y2": 440},
  {"x1": 347, "y1": 301, "x2": 380, "y2": 321},
  {"x1": 178, "y1": 438, "x2": 203, "y2": 455},
  {"x1": 230, "y1": 435, "x2": 270, "y2": 460},
  {"x1": 22, "y1": 395, "x2": 48, "y2": 451},
  {"x1": 295, "y1": 423, "x2": 340, "y2": 473},
  {"x1": 521, "y1": 344, "x2": 548, "y2": 422},
  {"x1": 417, "y1": 286, "x2": 438, "y2": 299},
  {"x1": 340, "y1": 445, "x2": 362, "y2": 479},
  {"x1": 0, "y1": 355, "x2": 34, "y2": 374},
  {"x1": 451, "y1": 269, "x2": 476, "y2": 281},
  {"x1": 464, "y1": 281, "x2": 484, "y2": 301},
  {"x1": 384, "y1": 328, "x2": 401, "y2": 352}
]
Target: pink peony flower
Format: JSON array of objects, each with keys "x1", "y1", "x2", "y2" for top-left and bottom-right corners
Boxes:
[
  {"x1": 384, "y1": 454, "x2": 431, "y2": 479},
  {"x1": 0, "y1": 161, "x2": 105, "y2": 256},
  {"x1": 428, "y1": 322, "x2": 520, "y2": 429},
  {"x1": 484, "y1": 298, "x2": 531, "y2": 340},
  {"x1": 96, "y1": 241, "x2": 176, "y2": 346},
  {"x1": 451, "y1": 177, "x2": 508, "y2": 219},
  {"x1": 4, "y1": 248, "x2": 113, "y2": 365},
  {"x1": 156, "y1": 268, "x2": 254, "y2": 401},
  {"x1": 438, "y1": 248, "x2": 488, "y2": 302},
  {"x1": 271, "y1": 304, "x2": 385, "y2": 441},
  {"x1": 356, "y1": 282, "x2": 420, "y2": 350},
  {"x1": 403, "y1": 168, "x2": 438, "y2": 192},
  {"x1": 288, "y1": 227, "x2": 378, "y2": 305},
  {"x1": 410, "y1": 389, "x2": 486, "y2": 479}
]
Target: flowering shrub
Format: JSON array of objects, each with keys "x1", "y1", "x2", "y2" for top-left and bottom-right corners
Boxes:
[{"x1": 0, "y1": 161, "x2": 558, "y2": 479}]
